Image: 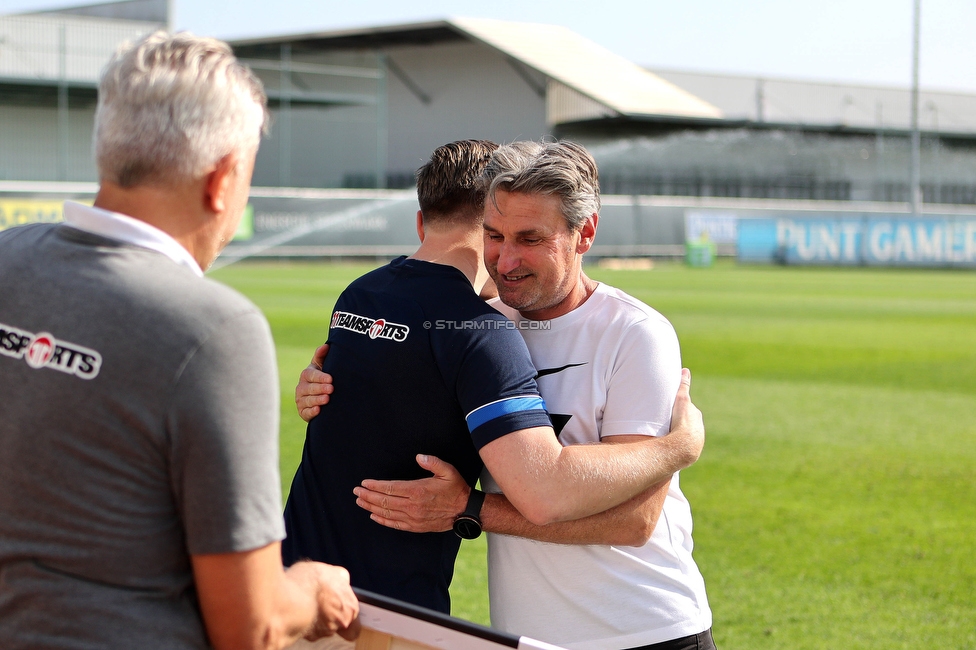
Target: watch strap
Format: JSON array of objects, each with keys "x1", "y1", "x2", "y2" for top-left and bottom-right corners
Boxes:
[
  {"x1": 462, "y1": 488, "x2": 486, "y2": 519},
  {"x1": 453, "y1": 488, "x2": 486, "y2": 539}
]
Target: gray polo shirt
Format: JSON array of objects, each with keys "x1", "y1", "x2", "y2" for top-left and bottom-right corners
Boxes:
[{"x1": 0, "y1": 204, "x2": 285, "y2": 649}]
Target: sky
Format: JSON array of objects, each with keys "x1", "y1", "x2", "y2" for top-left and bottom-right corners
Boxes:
[{"x1": 3, "y1": 0, "x2": 975, "y2": 93}]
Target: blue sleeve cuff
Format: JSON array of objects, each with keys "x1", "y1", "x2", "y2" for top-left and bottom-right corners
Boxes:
[{"x1": 466, "y1": 396, "x2": 552, "y2": 450}]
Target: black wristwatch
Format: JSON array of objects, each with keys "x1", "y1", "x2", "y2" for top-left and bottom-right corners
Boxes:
[{"x1": 453, "y1": 488, "x2": 486, "y2": 540}]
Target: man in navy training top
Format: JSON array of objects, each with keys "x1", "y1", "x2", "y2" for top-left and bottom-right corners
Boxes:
[{"x1": 282, "y1": 140, "x2": 705, "y2": 615}]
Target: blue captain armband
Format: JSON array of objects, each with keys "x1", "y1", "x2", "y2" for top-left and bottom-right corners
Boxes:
[{"x1": 466, "y1": 395, "x2": 552, "y2": 450}]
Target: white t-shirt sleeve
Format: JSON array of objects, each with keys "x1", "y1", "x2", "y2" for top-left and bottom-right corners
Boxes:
[{"x1": 600, "y1": 314, "x2": 682, "y2": 439}]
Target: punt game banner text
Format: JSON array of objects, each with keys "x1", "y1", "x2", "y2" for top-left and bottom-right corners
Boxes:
[{"x1": 738, "y1": 216, "x2": 976, "y2": 267}]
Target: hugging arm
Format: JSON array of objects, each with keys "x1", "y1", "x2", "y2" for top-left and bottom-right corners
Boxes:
[
  {"x1": 355, "y1": 368, "x2": 702, "y2": 541},
  {"x1": 474, "y1": 419, "x2": 694, "y2": 526},
  {"x1": 357, "y1": 450, "x2": 669, "y2": 546},
  {"x1": 482, "y1": 439, "x2": 671, "y2": 547}
]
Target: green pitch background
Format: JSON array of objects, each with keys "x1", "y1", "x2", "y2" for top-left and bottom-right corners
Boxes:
[{"x1": 209, "y1": 260, "x2": 976, "y2": 650}]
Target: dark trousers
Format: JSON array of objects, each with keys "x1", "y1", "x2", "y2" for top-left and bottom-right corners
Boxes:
[{"x1": 625, "y1": 628, "x2": 716, "y2": 650}]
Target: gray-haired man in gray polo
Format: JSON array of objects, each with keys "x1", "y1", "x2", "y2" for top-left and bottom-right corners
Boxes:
[{"x1": 0, "y1": 31, "x2": 358, "y2": 650}]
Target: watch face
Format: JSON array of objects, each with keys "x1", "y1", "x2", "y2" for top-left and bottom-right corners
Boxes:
[{"x1": 453, "y1": 516, "x2": 482, "y2": 540}]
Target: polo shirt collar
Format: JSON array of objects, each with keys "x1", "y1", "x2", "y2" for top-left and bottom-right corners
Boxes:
[{"x1": 62, "y1": 201, "x2": 203, "y2": 277}]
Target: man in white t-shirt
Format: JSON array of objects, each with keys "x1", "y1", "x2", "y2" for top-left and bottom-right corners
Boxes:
[{"x1": 348, "y1": 141, "x2": 715, "y2": 650}]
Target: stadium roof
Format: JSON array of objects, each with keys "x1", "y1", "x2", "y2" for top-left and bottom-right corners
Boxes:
[
  {"x1": 231, "y1": 18, "x2": 724, "y2": 123},
  {"x1": 22, "y1": 0, "x2": 169, "y2": 24},
  {"x1": 450, "y1": 18, "x2": 722, "y2": 121},
  {"x1": 653, "y1": 69, "x2": 976, "y2": 135}
]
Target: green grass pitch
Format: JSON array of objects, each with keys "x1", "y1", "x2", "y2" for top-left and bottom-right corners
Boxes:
[{"x1": 209, "y1": 259, "x2": 976, "y2": 650}]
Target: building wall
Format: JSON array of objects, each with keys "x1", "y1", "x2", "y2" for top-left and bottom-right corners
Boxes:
[
  {"x1": 576, "y1": 129, "x2": 976, "y2": 205},
  {"x1": 3, "y1": 14, "x2": 973, "y2": 204},
  {"x1": 382, "y1": 40, "x2": 550, "y2": 176},
  {"x1": 0, "y1": 14, "x2": 158, "y2": 84},
  {"x1": 247, "y1": 40, "x2": 550, "y2": 189},
  {"x1": 252, "y1": 104, "x2": 380, "y2": 189},
  {"x1": 242, "y1": 47, "x2": 385, "y2": 188},
  {"x1": 0, "y1": 13, "x2": 158, "y2": 182},
  {"x1": 0, "y1": 104, "x2": 97, "y2": 182}
]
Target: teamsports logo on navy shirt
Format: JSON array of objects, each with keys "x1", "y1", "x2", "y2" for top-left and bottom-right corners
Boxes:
[
  {"x1": 0, "y1": 322, "x2": 102, "y2": 380},
  {"x1": 331, "y1": 311, "x2": 410, "y2": 342}
]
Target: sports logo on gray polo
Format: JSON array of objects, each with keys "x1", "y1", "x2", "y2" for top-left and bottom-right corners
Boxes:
[{"x1": 0, "y1": 322, "x2": 102, "y2": 380}]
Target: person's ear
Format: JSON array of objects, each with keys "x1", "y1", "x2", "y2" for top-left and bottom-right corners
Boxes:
[
  {"x1": 416, "y1": 210, "x2": 425, "y2": 243},
  {"x1": 205, "y1": 152, "x2": 238, "y2": 214},
  {"x1": 576, "y1": 212, "x2": 599, "y2": 254}
]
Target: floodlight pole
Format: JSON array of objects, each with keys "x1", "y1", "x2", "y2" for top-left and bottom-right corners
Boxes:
[
  {"x1": 909, "y1": 0, "x2": 922, "y2": 215},
  {"x1": 279, "y1": 43, "x2": 292, "y2": 187},
  {"x1": 57, "y1": 23, "x2": 69, "y2": 182},
  {"x1": 376, "y1": 53, "x2": 388, "y2": 190}
]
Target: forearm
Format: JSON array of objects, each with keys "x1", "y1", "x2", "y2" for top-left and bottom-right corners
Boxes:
[
  {"x1": 485, "y1": 428, "x2": 695, "y2": 526},
  {"x1": 279, "y1": 562, "x2": 360, "y2": 643},
  {"x1": 268, "y1": 563, "x2": 329, "y2": 646},
  {"x1": 354, "y1": 369, "x2": 704, "y2": 539},
  {"x1": 555, "y1": 434, "x2": 689, "y2": 510},
  {"x1": 193, "y1": 545, "x2": 358, "y2": 650},
  {"x1": 482, "y1": 478, "x2": 669, "y2": 546}
]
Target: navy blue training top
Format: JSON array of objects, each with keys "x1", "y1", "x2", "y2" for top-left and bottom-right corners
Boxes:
[{"x1": 282, "y1": 257, "x2": 551, "y2": 613}]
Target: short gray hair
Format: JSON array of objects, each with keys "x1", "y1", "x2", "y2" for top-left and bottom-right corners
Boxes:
[
  {"x1": 95, "y1": 31, "x2": 269, "y2": 187},
  {"x1": 480, "y1": 140, "x2": 601, "y2": 230}
]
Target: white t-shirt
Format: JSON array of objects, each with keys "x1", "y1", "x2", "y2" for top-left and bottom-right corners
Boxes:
[{"x1": 484, "y1": 283, "x2": 712, "y2": 650}]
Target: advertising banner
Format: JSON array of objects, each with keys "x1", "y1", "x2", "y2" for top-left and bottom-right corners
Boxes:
[
  {"x1": 738, "y1": 216, "x2": 976, "y2": 267},
  {"x1": 685, "y1": 211, "x2": 738, "y2": 245},
  {"x1": 0, "y1": 200, "x2": 65, "y2": 231},
  {"x1": 0, "y1": 198, "x2": 256, "y2": 241}
]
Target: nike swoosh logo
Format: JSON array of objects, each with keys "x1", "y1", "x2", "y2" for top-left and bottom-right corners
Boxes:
[
  {"x1": 550, "y1": 413, "x2": 573, "y2": 437},
  {"x1": 535, "y1": 363, "x2": 587, "y2": 378}
]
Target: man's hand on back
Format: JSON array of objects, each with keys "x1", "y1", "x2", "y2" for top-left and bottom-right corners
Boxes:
[
  {"x1": 353, "y1": 454, "x2": 470, "y2": 533},
  {"x1": 296, "y1": 344, "x2": 333, "y2": 422}
]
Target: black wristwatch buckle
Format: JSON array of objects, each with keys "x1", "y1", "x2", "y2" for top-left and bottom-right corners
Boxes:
[{"x1": 453, "y1": 488, "x2": 485, "y2": 540}]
